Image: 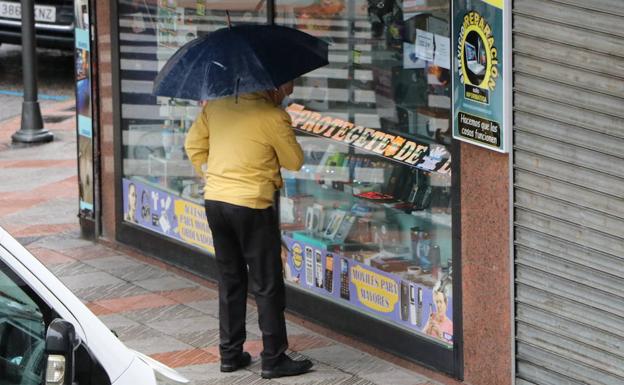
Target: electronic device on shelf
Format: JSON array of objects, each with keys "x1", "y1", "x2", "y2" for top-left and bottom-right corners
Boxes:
[
  {"x1": 305, "y1": 246, "x2": 314, "y2": 286},
  {"x1": 315, "y1": 249, "x2": 324, "y2": 289},
  {"x1": 401, "y1": 281, "x2": 409, "y2": 322},
  {"x1": 340, "y1": 258, "x2": 350, "y2": 300},
  {"x1": 325, "y1": 254, "x2": 334, "y2": 293}
]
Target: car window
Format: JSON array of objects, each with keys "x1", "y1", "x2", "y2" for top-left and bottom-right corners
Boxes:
[{"x1": 0, "y1": 262, "x2": 47, "y2": 385}]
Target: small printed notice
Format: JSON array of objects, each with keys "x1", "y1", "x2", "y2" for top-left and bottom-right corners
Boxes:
[
  {"x1": 414, "y1": 29, "x2": 434, "y2": 62},
  {"x1": 457, "y1": 111, "x2": 500, "y2": 147},
  {"x1": 434, "y1": 34, "x2": 450, "y2": 69}
]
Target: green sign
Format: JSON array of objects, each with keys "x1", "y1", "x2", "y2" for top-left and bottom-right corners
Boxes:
[{"x1": 452, "y1": 0, "x2": 510, "y2": 153}]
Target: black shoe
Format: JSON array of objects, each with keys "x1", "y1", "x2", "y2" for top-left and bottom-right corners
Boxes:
[
  {"x1": 220, "y1": 352, "x2": 252, "y2": 373},
  {"x1": 261, "y1": 355, "x2": 313, "y2": 379}
]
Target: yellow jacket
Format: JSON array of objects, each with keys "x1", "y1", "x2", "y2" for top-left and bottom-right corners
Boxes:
[{"x1": 184, "y1": 92, "x2": 304, "y2": 209}]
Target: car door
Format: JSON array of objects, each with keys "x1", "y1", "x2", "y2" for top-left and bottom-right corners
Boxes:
[{"x1": 0, "y1": 258, "x2": 51, "y2": 385}]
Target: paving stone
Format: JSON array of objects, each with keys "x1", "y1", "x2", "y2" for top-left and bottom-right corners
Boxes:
[
  {"x1": 151, "y1": 348, "x2": 219, "y2": 368},
  {"x1": 0, "y1": 167, "x2": 76, "y2": 192},
  {"x1": 123, "y1": 335, "x2": 193, "y2": 355},
  {"x1": 48, "y1": 261, "x2": 101, "y2": 277},
  {"x1": 359, "y1": 369, "x2": 435, "y2": 385},
  {"x1": 175, "y1": 329, "x2": 221, "y2": 348},
  {"x1": 2, "y1": 197, "x2": 76, "y2": 228},
  {"x1": 58, "y1": 271, "x2": 125, "y2": 290},
  {"x1": 29, "y1": 247, "x2": 76, "y2": 265},
  {"x1": 90, "y1": 292, "x2": 177, "y2": 314},
  {"x1": 13, "y1": 235, "x2": 44, "y2": 246},
  {"x1": 301, "y1": 345, "x2": 388, "y2": 376},
  {"x1": 0, "y1": 137, "x2": 77, "y2": 161},
  {"x1": 147, "y1": 315, "x2": 220, "y2": 336},
  {"x1": 161, "y1": 287, "x2": 218, "y2": 303},
  {"x1": 62, "y1": 244, "x2": 120, "y2": 260},
  {"x1": 83, "y1": 255, "x2": 146, "y2": 271},
  {"x1": 98, "y1": 313, "x2": 141, "y2": 330},
  {"x1": 260, "y1": 362, "x2": 351, "y2": 385},
  {"x1": 134, "y1": 275, "x2": 198, "y2": 292},
  {"x1": 107, "y1": 264, "x2": 172, "y2": 282},
  {"x1": 112, "y1": 322, "x2": 163, "y2": 342},
  {"x1": 186, "y1": 299, "x2": 220, "y2": 316},
  {"x1": 121, "y1": 303, "x2": 206, "y2": 324},
  {"x1": 176, "y1": 364, "x2": 272, "y2": 385},
  {"x1": 31, "y1": 234, "x2": 94, "y2": 251},
  {"x1": 73, "y1": 283, "x2": 149, "y2": 302}
]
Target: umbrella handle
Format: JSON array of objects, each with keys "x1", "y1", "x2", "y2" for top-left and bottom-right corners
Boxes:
[
  {"x1": 235, "y1": 78, "x2": 240, "y2": 103},
  {"x1": 226, "y1": 10, "x2": 232, "y2": 28}
]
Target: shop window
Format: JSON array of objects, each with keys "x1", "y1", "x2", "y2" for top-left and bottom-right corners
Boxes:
[
  {"x1": 118, "y1": 1, "x2": 267, "y2": 252},
  {"x1": 275, "y1": 0, "x2": 453, "y2": 346}
]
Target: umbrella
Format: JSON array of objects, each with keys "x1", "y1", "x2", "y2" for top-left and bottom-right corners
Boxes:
[{"x1": 153, "y1": 24, "x2": 329, "y2": 101}]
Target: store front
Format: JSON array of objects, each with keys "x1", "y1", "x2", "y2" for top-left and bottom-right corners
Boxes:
[{"x1": 94, "y1": 1, "x2": 513, "y2": 383}]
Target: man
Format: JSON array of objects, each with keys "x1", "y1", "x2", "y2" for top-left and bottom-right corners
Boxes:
[{"x1": 184, "y1": 81, "x2": 313, "y2": 379}]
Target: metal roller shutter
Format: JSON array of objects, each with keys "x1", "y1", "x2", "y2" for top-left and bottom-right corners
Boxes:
[{"x1": 512, "y1": 0, "x2": 624, "y2": 384}]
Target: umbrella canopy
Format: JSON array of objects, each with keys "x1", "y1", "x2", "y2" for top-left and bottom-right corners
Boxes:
[{"x1": 153, "y1": 24, "x2": 329, "y2": 101}]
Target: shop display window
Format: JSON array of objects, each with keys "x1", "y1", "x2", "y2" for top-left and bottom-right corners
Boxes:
[
  {"x1": 117, "y1": 0, "x2": 455, "y2": 348},
  {"x1": 118, "y1": 1, "x2": 267, "y2": 252},
  {"x1": 276, "y1": 0, "x2": 453, "y2": 346}
]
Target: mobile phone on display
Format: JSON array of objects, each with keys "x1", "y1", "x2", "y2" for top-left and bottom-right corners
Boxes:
[
  {"x1": 409, "y1": 285, "x2": 417, "y2": 326},
  {"x1": 400, "y1": 281, "x2": 409, "y2": 322},
  {"x1": 305, "y1": 246, "x2": 314, "y2": 286},
  {"x1": 315, "y1": 249, "x2": 324, "y2": 288},
  {"x1": 417, "y1": 287, "x2": 423, "y2": 327},
  {"x1": 325, "y1": 254, "x2": 334, "y2": 293},
  {"x1": 340, "y1": 259, "x2": 350, "y2": 300}
]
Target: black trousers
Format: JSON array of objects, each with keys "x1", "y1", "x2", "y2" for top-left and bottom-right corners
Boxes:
[{"x1": 204, "y1": 200, "x2": 288, "y2": 368}]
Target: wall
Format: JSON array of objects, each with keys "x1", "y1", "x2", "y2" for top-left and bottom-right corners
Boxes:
[
  {"x1": 96, "y1": 0, "x2": 117, "y2": 240},
  {"x1": 460, "y1": 142, "x2": 512, "y2": 385}
]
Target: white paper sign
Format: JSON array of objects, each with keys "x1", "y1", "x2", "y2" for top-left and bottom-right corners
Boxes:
[
  {"x1": 434, "y1": 34, "x2": 451, "y2": 69},
  {"x1": 403, "y1": 43, "x2": 426, "y2": 69},
  {"x1": 414, "y1": 29, "x2": 434, "y2": 62}
]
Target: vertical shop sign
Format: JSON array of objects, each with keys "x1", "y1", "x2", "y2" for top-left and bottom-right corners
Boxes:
[
  {"x1": 75, "y1": 0, "x2": 94, "y2": 215},
  {"x1": 452, "y1": 0, "x2": 510, "y2": 152}
]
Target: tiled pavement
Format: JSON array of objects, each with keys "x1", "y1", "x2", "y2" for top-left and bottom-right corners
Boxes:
[{"x1": 0, "y1": 100, "x2": 445, "y2": 385}]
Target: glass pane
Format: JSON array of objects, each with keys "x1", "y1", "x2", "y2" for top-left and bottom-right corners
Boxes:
[
  {"x1": 0, "y1": 265, "x2": 46, "y2": 385},
  {"x1": 118, "y1": 1, "x2": 266, "y2": 251},
  {"x1": 276, "y1": 0, "x2": 453, "y2": 346}
]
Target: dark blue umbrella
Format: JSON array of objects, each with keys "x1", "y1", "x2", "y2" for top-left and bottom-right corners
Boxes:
[{"x1": 153, "y1": 24, "x2": 329, "y2": 101}]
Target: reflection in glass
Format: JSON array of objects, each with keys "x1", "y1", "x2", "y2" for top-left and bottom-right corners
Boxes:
[
  {"x1": 276, "y1": 0, "x2": 453, "y2": 344},
  {"x1": 119, "y1": 1, "x2": 267, "y2": 202}
]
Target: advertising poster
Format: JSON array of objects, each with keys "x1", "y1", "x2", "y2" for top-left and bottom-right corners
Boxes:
[
  {"x1": 452, "y1": 0, "x2": 509, "y2": 152},
  {"x1": 123, "y1": 178, "x2": 215, "y2": 254},
  {"x1": 75, "y1": 0, "x2": 94, "y2": 214},
  {"x1": 282, "y1": 235, "x2": 453, "y2": 346}
]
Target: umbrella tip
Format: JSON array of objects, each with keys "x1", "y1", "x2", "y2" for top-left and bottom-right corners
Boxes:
[{"x1": 226, "y1": 10, "x2": 232, "y2": 28}]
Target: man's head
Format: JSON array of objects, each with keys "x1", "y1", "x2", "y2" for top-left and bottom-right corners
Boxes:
[{"x1": 267, "y1": 81, "x2": 295, "y2": 105}]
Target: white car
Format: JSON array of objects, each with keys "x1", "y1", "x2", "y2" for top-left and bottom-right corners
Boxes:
[{"x1": 0, "y1": 226, "x2": 189, "y2": 385}]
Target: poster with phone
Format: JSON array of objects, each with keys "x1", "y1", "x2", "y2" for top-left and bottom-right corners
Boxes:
[
  {"x1": 75, "y1": 0, "x2": 94, "y2": 216},
  {"x1": 282, "y1": 236, "x2": 453, "y2": 346},
  {"x1": 452, "y1": 0, "x2": 509, "y2": 152},
  {"x1": 122, "y1": 178, "x2": 215, "y2": 254}
]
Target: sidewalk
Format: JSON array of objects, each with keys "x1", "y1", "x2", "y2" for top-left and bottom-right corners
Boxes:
[{"x1": 0, "y1": 100, "x2": 445, "y2": 385}]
